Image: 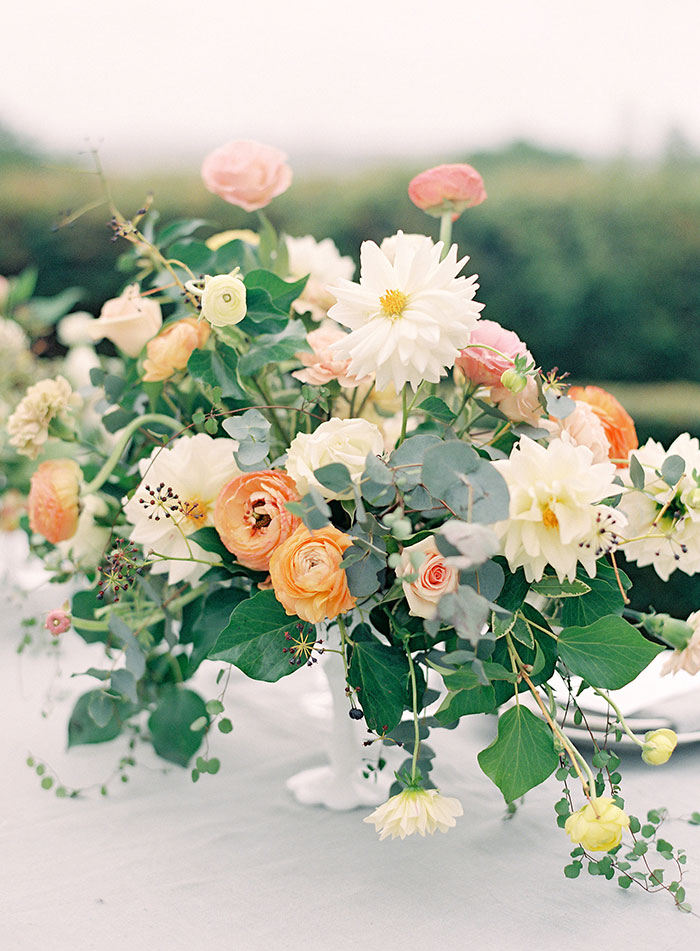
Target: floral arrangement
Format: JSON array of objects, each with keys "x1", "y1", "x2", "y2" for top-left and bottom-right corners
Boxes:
[{"x1": 12, "y1": 142, "x2": 700, "y2": 911}]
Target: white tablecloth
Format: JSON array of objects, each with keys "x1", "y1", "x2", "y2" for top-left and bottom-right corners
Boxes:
[{"x1": 2, "y1": 569, "x2": 700, "y2": 951}]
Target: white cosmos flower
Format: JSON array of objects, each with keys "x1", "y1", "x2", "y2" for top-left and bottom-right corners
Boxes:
[
  {"x1": 493, "y1": 436, "x2": 623, "y2": 583},
  {"x1": 123, "y1": 434, "x2": 239, "y2": 585},
  {"x1": 328, "y1": 232, "x2": 484, "y2": 392},
  {"x1": 364, "y1": 787, "x2": 463, "y2": 840},
  {"x1": 617, "y1": 433, "x2": 700, "y2": 580},
  {"x1": 379, "y1": 231, "x2": 433, "y2": 263},
  {"x1": 286, "y1": 234, "x2": 355, "y2": 320}
]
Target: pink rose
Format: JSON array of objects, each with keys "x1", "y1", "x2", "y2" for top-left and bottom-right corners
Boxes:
[
  {"x1": 408, "y1": 163, "x2": 487, "y2": 219},
  {"x1": 292, "y1": 324, "x2": 369, "y2": 388},
  {"x1": 201, "y1": 140, "x2": 292, "y2": 212},
  {"x1": 455, "y1": 319, "x2": 531, "y2": 387},
  {"x1": 397, "y1": 536, "x2": 459, "y2": 620}
]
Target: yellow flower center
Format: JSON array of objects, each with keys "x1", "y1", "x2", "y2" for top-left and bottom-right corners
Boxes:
[
  {"x1": 379, "y1": 288, "x2": 408, "y2": 319},
  {"x1": 542, "y1": 505, "x2": 559, "y2": 530},
  {"x1": 181, "y1": 497, "x2": 208, "y2": 526}
]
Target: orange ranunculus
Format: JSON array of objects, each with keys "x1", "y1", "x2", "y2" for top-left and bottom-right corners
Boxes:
[
  {"x1": 268, "y1": 525, "x2": 356, "y2": 624},
  {"x1": 567, "y1": 385, "x2": 638, "y2": 466},
  {"x1": 213, "y1": 470, "x2": 301, "y2": 571},
  {"x1": 28, "y1": 458, "x2": 81, "y2": 543},
  {"x1": 142, "y1": 317, "x2": 210, "y2": 382}
]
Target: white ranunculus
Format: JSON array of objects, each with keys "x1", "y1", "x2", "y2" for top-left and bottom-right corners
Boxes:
[
  {"x1": 285, "y1": 417, "x2": 383, "y2": 500},
  {"x1": 328, "y1": 232, "x2": 483, "y2": 392},
  {"x1": 493, "y1": 436, "x2": 622, "y2": 583},
  {"x1": 87, "y1": 284, "x2": 162, "y2": 357},
  {"x1": 123, "y1": 433, "x2": 240, "y2": 585},
  {"x1": 200, "y1": 272, "x2": 247, "y2": 327}
]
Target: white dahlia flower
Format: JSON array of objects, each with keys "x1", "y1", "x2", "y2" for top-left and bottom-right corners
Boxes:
[
  {"x1": 364, "y1": 787, "x2": 463, "y2": 840},
  {"x1": 493, "y1": 436, "x2": 623, "y2": 582},
  {"x1": 328, "y1": 232, "x2": 484, "y2": 392},
  {"x1": 7, "y1": 375, "x2": 82, "y2": 459},
  {"x1": 124, "y1": 434, "x2": 239, "y2": 585},
  {"x1": 662, "y1": 611, "x2": 700, "y2": 676},
  {"x1": 617, "y1": 433, "x2": 700, "y2": 580},
  {"x1": 286, "y1": 234, "x2": 355, "y2": 320}
]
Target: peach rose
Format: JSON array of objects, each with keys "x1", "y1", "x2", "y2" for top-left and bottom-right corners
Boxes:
[
  {"x1": 87, "y1": 284, "x2": 162, "y2": 357},
  {"x1": 567, "y1": 385, "x2": 638, "y2": 467},
  {"x1": 214, "y1": 470, "x2": 301, "y2": 571},
  {"x1": 28, "y1": 458, "x2": 81, "y2": 544},
  {"x1": 201, "y1": 140, "x2": 292, "y2": 212},
  {"x1": 408, "y1": 163, "x2": 487, "y2": 219},
  {"x1": 292, "y1": 323, "x2": 369, "y2": 388},
  {"x1": 269, "y1": 525, "x2": 356, "y2": 624},
  {"x1": 490, "y1": 376, "x2": 544, "y2": 426},
  {"x1": 543, "y1": 400, "x2": 611, "y2": 464},
  {"x1": 142, "y1": 318, "x2": 210, "y2": 383},
  {"x1": 455, "y1": 319, "x2": 531, "y2": 387},
  {"x1": 397, "y1": 536, "x2": 459, "y2": 620}
]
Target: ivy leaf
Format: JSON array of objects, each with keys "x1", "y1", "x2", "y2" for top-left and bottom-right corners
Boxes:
[
  {"x1": 148, "y1": 686, "x2": 208, "y2": 766},
  {"x1": 478, "y1": 705, "x2": 558, "y2": 801},
  {"x1": 558, "y1": 615, "x2": 665, "y2": 689},
  {"x1": 188, "y1": 344, "x2": 247, "y2": 399},
  {"x1": 530, "y1": 576, "x2": 592, "y2": 598},
  {"x1": 560, "y1": 561, "x2": 631, "y2": 627},
  {"x1": 417, "y1": 396, "x2": 457, "y2": 425},
  {"x1": 348, "y1": 636, "x2": 411, "y2": 733}
]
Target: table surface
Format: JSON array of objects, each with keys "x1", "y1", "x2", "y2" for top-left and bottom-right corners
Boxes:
[{"x1": 2, "y1": 560, "x2": 700, "y2": 951}]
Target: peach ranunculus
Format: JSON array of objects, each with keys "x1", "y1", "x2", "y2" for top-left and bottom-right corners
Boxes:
[
  {"x1": 397, "y1": 536, "x2": 459, "y2": 620},
  {"x1": 292, "y1": 323, "x2": 369, "y2": 388},
  {"x1": 408, "y1": 163, "x2": 487, "y2": 219},
  {"x1": 490, "y1": 375, "x2": 544, "y2": 426},
  {"x1": 214, "y1": 470, "x2": 302, "y2": 571},
  {"x1": 201, "y1": 140, "x2": 292, "y2": 212},
  {"x1": 142, "y1": 318, "x2": 210, "y2": 383},
  {"x1": 567, "y1": 385, "x2": 638, "y2": 467},
  {"x1": 269, "y1": 525, "x2": 356, "y2": 624},
  {"x1": 87, "y1": 284, "x2": 162, "y2": 357},
  {"x1": 455, "y1": 319, "x2": 532, "y2": 388},
  {"x1": 28, "y1": 458, "x2": 81, "y2": 544}
]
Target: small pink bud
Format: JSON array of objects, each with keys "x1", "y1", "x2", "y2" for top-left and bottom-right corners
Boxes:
[
  {"x1": 408, "y1": 163, "x2": 487, "y2": 219},
  {"x1": 45, "y1": 609, "x2": 71, "y2": 635}
]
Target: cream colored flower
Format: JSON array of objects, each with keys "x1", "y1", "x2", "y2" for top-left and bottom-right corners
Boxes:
[
  {"x1": 200, "y1": 272, "x2": 247, "y2": 327},
  {"x1": 57, "y1": 311, "x2": 96, "y2": 348},
  {"x1": 397, "y1": 536, "x2": 459, "y2": 620},
  {"x1": 285, "y1": 416, "x2": 383, "y2": 500},
  {"x1": 565, "y1": 797, "x2": 630, "y2": 851},
  {"x1": 124, "y1": 434, "x2": 240, "y2": 585},
  {"x1": 205, "y1": 229, "x2": 260, "y2": 251},
  {"x1": 328, "y1": 232, "x2": 483, "y2": 392},
  {"x1": 493, "y1": 436, "x2": 622, "y2": 582},
  {"x1": 7, "y1": 375, "x2": 82, "y2": 459},
  {"x1": 364, "y1": 787, "x2": 463, "y2": 840},
  {"x1": 489, "y1": 376, "x2": 544, "y2": 426},
  {"x1": 286, "y1": 235, "x2": 355, "y2": 321},
  {"x1": 618, "y1": 433, "x2": 700, "y2": 580},
  {"x1": 641, "y1": 728, "x2": 678, "y2": 765},
  {"x1": 542, "y1": 400, "x2": 611, "y2": 464},
  {"x1": 0, "y1": 316, "x2": 29, "y2": 355},
  {"x1": 662, "y1": 610, "x2": 700, "y2": 676},
  {"x1": 88, "y1": 284, "x2": 162, "y2": 357}
]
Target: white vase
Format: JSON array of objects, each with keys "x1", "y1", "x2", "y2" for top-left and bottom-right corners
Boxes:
[{"x1": 286, "y1": 622, "x2": 394, "y2": 811}]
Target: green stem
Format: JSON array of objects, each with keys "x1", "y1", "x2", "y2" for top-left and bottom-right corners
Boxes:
[
  {"x1": 76, "y1": 583, "x2": 208, "y2": 633},
  {"x1": 398, "y1": 387, "x2": 409, "y2": 446},
  {"x1": 336, "y1": 614, "x2": 351, "y2": 682},
  {"x1": 405, "y1": 647, "x2": 421, "y2": 784},
  {"x1": 591, "y1": 687, "x2": 645, "y2": 748},
  {"x1": 251, "y1": 375, "x2": 289, "y2": 447},
  {"x1": 439, "y1": 212, "x2": 453, "y2": 259},
  {"x1": 83, "y1": 414, "x2": 183, "y2": 495}
]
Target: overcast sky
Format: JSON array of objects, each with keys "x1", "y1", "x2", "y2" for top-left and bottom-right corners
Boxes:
[{"x1": 4, "y1": 0, "x2": 700, "y2": 170}]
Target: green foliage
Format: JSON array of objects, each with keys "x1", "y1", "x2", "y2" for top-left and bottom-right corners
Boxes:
[
  {"x1": 68, "y1": 691, "x2": 132, "y2": 747},
  {"x1": 148, "y1": 687, "x2": 208, "y2": 766},
  {"x1": 557, "y1": 615, "x2": 665, "y2": 689},
  {"x1": 560, "y1": 561, "x2": 631, "y2": 627},
  {"x1": 348, "y1": 633, "x2": 411, "y2": 734},
  {"x1": 187, "y1": 343, "x2": 247, "y2": 399},
  {"x1": 478, "y1": 705, "x2": 558, "y2": 802}
]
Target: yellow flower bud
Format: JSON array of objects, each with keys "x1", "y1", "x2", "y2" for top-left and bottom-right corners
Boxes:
[
  {"x1": 641, "y1": 728, "x2": 677, "y2": 765},
  {"x1": 499, "y1": 366, "x2": 528, "y2": 394},
  {"x1": 564, "y1": 796, "x2": 630, "y2": 852}
]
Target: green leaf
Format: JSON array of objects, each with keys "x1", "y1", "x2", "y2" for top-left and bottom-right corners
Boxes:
[
  {"x1": 478, "y1": 705, "x2": 558, "y2": 802},
  {"x1": 434, "y1": 683, "x2": 496, "y2": 722},
  {"x1": 87, "y1": 691, "x2": 114, "y2": 728},
  {"x1": 629, "y1": 454, "x2": 645, "y2": 490},
  {"x1": 111, "y1": 668, "x2": 138, "y2": 703},
  {"x1": 421, "y1": 441, "x2": 481, "y2": 497},
  {"x1": 157, "y1": 218, "x2": 210, "y2": 246},
  {"x1": 313, "y1": 463, "x2": 353, "y2": 495},
  {"x1": 167, "y1": 239, "x2": 213, "y2": 273},
  {"x1": 560, "y1": 561, "x2": 631, "y2": 627},
  {"x1": 187, "y1": 344, "x2": 247, "y2": 399},
  {"x1": 417, "y1": 396, "x2": 457, "y2": 424},
  {"x1": 660, "y1": 454, "x2": 685, "y2": 487},
  {"x1": 530, "y1": 576, "x2": 591, "y2": 598},
  {"x1": 181, "y1": 586, "x2": 245, "y2": 674},
  {"x1": 68, "y1": 691, "x2": 131, "y2": 747},
  {"x1": 244, "y1": 269, "x2": 307, "y2": 313},
  {"x1": 208, "y1": 589, "x2": 313, "y2": 681},
  {"x1": 348, "y1": 637, "x2": 411, "y2": 733},
  {"x1": 238, "y1": 323, "x2": 309, "y2": 376},
  {"x1": 558, "y1": 615, "x2": 665, "y2": 689},
  {"x1": 285, "y1": 488, "x2": 331, "y2": 530},
  {"x1": 148, "y1": 686, "x2": 208, "y2": 767}
]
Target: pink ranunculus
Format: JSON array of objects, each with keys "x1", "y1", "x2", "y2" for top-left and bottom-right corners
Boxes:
[
  {"x1": 292, "y1": 324, "x2": 369, "y2": 388},
  {"x1": 201, "y1": 140, "x2": 293, "y2": 212},
  {"x1": 408, "y1": 163, "x2": 487, "y2": 219},
  {"x1": 45, "y1": 608, "x2": 71, "y2": 635},
  {"x1": 455, "y1": 319, "x2": 531, "y2": 387}
]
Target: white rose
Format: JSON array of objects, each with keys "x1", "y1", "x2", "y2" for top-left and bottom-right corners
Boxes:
[
  {"x1": 201, "y1": 273, "x2": 247, "y2": 327},
  {"x1": 396, "y1": 536, "x2": 459, "y2": 620},
  {"x1": 87, "y1": 285, "x2": 162, "y2": 357},
  {"x1": 285, "y1": 417, "x2": 384, "y2": 500}
]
